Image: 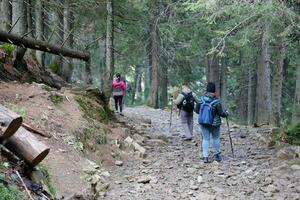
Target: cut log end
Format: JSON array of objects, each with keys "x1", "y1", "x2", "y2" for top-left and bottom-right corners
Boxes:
[
  {"x1": 2, "y1": 116, "x2": 23, "y2": 138},
  {"x1": 31, "y1": 148, "x2": 50, "y2": 167}
]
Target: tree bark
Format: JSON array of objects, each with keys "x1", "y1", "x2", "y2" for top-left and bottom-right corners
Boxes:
[
  {"x1": 62, "y1": 0, "x2": 74, "y2": 82},
  {"x1": 0, "y1": 105, "x2": 22, "y2": 139},
  {"x1": 85, "y1": 59, "x2": 93, "y2": 84},
  {"x1": 35, "y1": 0, "x2": 44, "y2": 66},
  {"x1": 26, "y1": 0, "x2": 33, "y2": 38},
  {"x1": 102, "y1": 0, "x2": 114, "y2": 103},
  {"x1": 272, "y1": 37, "x2": 285, "y2": 127},
  {"x1": 292, "y1": 45, "x2": 300, "y2": 124},
  {"x1": 0, "y1": 30, "x2": 90, "y2": 61},
  {"x1": 238, "y1": 51, "x2": 249, "y2": 124},
  {"x1": 247, "y1": 64, "x2": 256, "y2": 125},
  {"x1": 0, "y1": 0, "x2": 11, "y2": 31},
  {"x1": 220, "y1": 56, "x2": 228, "y2": 108},
  {"x1": 51, "y1": 6, "x2": 64, "y2": 74},
  {"x1": 148, "y1": 0, "x2": 159, "y2": 108},
  {"x1": 160, "y1": 65, "x2": 168, "y2": 108},
  {"x1": 210, "y1": 53, "x2": 220, "y2": 96},
  {"x1": 256, "y1": 22, "x2": 272, "y2": 125},
  {"x1": 5, "y1": 127, "x2": 50, "y2": 167},
  {"x1": 204, "y1": 48, "x2": 211, "y2": 82},
  {"x1": 12, "y1": 0, "x2": 27, "y2": 69}
]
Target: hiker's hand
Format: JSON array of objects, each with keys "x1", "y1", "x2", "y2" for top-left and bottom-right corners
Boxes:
[{"x1": 225, "y1": 110, "x2": 229, "y2": 116}]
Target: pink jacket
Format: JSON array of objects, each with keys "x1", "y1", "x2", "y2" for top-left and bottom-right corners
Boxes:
[{"x1": 112, "y1": 79, "x2": 126, "y2": 96}]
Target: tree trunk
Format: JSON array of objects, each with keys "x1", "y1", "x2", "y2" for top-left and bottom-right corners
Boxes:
[
  {"x1": 256, "y1": 22, "x2": 272, "y2": 125},
  {"x1": 204, "y1": 48, "x2": 211, "y2": 82},
  {"x1": 0, "y1": 0, "x2": 11, "y2": 31},
  {"x1": 85, "y1": 59, "x2": 93, "y2": 84},
  {"x1": 148, "y1": 0, "x2": 159, "y2": 108},
  {"x1": 26, "y1": 0, "x2": 33, "y2": 38},
  {"x1": 35, "y1": 0, "x2": 44, "y2": 66},
  {"x1": 144, "y1": 63, "x2": 150, "y2": 100},
  {"x1": 292, "y1": 45, "x2": 300, "y2": 124},
  {"x1": 51, "y1": 6, "x2": 64, "y2": 74},
  {"x1": 160, "y1": 65, "x2": 168, "y2": 108},
  {"x1": 62, "y1": 0, "x2": 74, "y2": 82},
  {"x1": 0, "y1": 105, "x2": 22, "y2": 139},
  {"x1": 272, "y1": 37, "x2": 285, "y2": 127},
  {"x1": 132, "y1": 65, "x2": 142, "y2": 104},
  {"x1": 102, "y1": 0, "x2": 114, "y2": 103},
  {"x1": 12, "y1": 0, "x2": 27, "y2": 69},
  {"x1": 238, "y1": 51, "x2": 248, "y2": 124},
  {"x1": 0, "y1": 30, "x2": 90, "y2": 61},
  {"x1": 210, "y1": 53, "x2": 220, "y2": 96},
  {"x1": 247, "y1": 64, "x2": 256, "y2": 125},
  {"x1": 220, "y1": 57, "x2": 228, "y2": 108},
  {"x1": 5, "y1": 127, "x2": 50, "y2": 167}
]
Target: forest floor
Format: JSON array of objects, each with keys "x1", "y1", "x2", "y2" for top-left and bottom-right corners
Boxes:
[
  {"x1": 104, "y1": 107, "x2": 300, "y2": 200},
  {"x1": 0, "y1": 82, "x2": 300, "y2": 200}
]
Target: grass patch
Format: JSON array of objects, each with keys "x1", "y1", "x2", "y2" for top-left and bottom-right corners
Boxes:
[
  {"x1": 41, "y1": 84, "x2": 52, "y2": 92},
  {"x1": 0, "y1": 43, "x2": 15, "y2": 57},
  {"x1": 48, "y1": 61, "x2": 60, "y2": 74},
  {"x1": 9, "y1": 104, "x2": 26, "y2": 118},
  {"x1": 35, "y1": 164, "x2": 56, "y2": 199},
  {"x1": 49, "y1": 94, "x2": 63, "y2": 105},
  {"x1": 0, "y1": 182, "x2": 22, "y2": 200},
  {"x1": 285, "y1": 123, "x2": 300, "y2": 145}
]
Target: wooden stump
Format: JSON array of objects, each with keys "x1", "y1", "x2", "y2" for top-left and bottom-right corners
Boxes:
[
  {"x1": 5, "y1": 127, "x2": 50, "y2": 167},
  {"x1": 0, "y1": 105, "x2": 23, "y2": 139}
]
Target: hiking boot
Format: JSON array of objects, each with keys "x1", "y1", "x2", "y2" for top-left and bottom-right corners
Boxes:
[
  {"x1": 119, "y1": 112, "x2": 124, "y2": 116},
  {"x1": 203, "y1": 157, "x2": 209, "y2": 163},
  {"x1": 214, "y1": 154, "x2": 221, "y2": 162}
]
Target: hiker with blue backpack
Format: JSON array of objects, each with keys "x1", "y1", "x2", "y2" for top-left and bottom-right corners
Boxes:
[
  {"x1": 175, "y1": 82, "x2": 198, "y2": 141},
  {"x1": 196, "y1": 82, "x2": 228, "y2": 163}
]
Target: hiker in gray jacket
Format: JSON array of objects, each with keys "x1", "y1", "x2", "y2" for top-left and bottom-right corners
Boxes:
[{"x1": 175, "y1": 82, "x2": 198, "y2": 141}]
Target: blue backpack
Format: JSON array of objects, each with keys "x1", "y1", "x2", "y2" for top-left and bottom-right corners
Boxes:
[{"x1": 198, "y1": 97, "x2": 219, "y2": 125}]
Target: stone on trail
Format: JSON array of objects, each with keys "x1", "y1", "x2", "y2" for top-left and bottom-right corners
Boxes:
[
  {"x1": 197, "y1": 175, "x2": 203, "y2": 183},
  {"x1": 276, "y1": 146, "x2": 300, "y2": 160},
  {"x1": 290, "y1": 164, "x2": 300, "y2": 170},
  {"x1": 261, "y1": 184, "x2": 279, "y2": 193},
  {"x1": 115, "y1": 160, "x2": 123, "y2": 166},
  {"x1": 137, "y1": 176, "x2": 151, "y2": 184},
  {"x1": 194, "y1": 192, "x2": 216, "y2": 200},
  {"x1": 190, "y1": 184, "x2": 199, "y2": 190}
]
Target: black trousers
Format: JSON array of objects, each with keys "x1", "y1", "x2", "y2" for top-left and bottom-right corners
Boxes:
[{"x1": 114, "y1": 96, "x2": 123, "y2": 112}]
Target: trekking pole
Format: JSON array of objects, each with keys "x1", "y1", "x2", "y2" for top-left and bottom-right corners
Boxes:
[
  {"x1": 226, "y1": 117, "x2": 234, "y2": 158},
  {"x1": 169, "y1": 96, "x2": 174, "y2": 130}
]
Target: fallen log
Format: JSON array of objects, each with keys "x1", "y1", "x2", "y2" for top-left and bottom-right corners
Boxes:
[
  {"x1": 0, "y1": 30, "x2": 90, "y2": 62},
  {"x1": 5, "y1": 127, "x2": 50, "y2": 167},
  {"x1": 22, "y1": 123, "x2": 51, "y2": 138},
  {"x1": 0, "y1": 105, "x2": 23, "y2": 139}
]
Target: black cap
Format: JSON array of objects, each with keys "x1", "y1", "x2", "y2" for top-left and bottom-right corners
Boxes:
[
  {"x1": 206, "y1": 82, "x2": 216, "y2": 93},
  {"x1": 116, "y1": 73, "x2": 121, "y2": 78}
]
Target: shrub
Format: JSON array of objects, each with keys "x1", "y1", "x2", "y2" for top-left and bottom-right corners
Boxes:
[
  {"x1": 286, "y1": 123, "x2": 300, "y2": 145},
  {"x1": 0, "y1": 44, "x2": 15, "y2": 57}
]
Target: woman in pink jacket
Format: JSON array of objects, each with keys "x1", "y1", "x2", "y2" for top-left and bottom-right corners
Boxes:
[{"x1": 112, "y1": 73, "x2": 126, "y2": 115}]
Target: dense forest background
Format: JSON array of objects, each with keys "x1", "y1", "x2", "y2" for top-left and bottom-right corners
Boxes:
[{"x1": 0, "y1": 0, "x2": 300, "y2": 128}]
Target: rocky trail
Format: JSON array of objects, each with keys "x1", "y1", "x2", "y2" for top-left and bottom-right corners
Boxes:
[{"x1": 104, "y1": 106, "x2": 300, "y2": 200}]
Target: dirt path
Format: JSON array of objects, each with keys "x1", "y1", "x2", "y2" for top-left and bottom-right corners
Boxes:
[{"x1": 104, "y1": 106, "x2": 300, "y2": 200}]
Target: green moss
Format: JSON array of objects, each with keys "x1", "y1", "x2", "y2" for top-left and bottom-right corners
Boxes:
[
  {"x1": 75, "y1": 95, "x2": 109, "y2": 122},
  {"x1": 9, "y1": 104, "x2": 26, "y2": 118},
  {"x1": 41, "y1": 84, "x2": 52, "y2": 92},
  {"x1": 35, "y1": 164, "x2": 56, "y2": 199},
  {"x1": 0, "y1": 183, "x2": 22, "y2": 200},
  {"x1": 49, "y1": 94, "x2": 63, "y2": 105},
  {"x1": 48, "y1": 61, "x2": 60, "y2": 74},
  {"x1": 0, "y1": 44, "x2": 15, "y2": 57},
  {"x1": 285, "y1": 123, "x2": 300, "y2": 145}
]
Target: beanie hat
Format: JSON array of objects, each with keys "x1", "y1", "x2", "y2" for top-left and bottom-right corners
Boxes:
[{"x1": 206, "y1": 82, "x2": 216, "y2": 93}]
